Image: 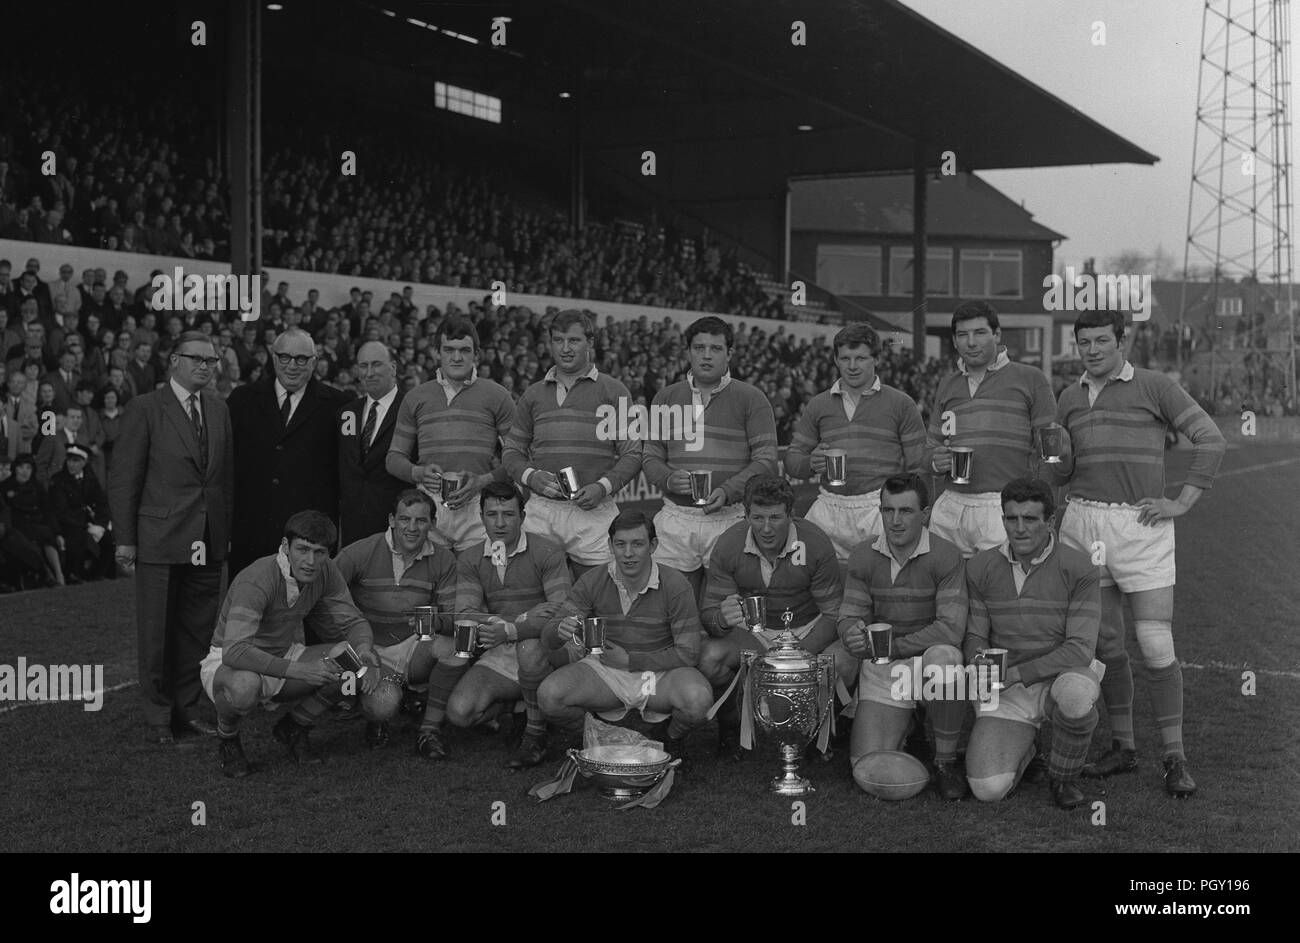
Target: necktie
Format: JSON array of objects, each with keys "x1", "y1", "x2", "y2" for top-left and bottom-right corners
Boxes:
[
  {"x1": 280, "y1": 392, "x2": 292, "y2": 427},
  {"x1": 189, "y1": 393, "x2": 208, "y2": 469},
  {"x1": 359, "y1": 400, "x2": 378, "y2": 460}
]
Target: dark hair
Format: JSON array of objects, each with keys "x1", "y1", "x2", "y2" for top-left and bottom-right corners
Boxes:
[
  {"x1": 172, "y1": 330, "x2": 215, "y2": 355},
  {"x1": 882, "y1": 473, "x2": 929, "y2": 509},
  {"x1": 392, "y1": 488, "x2": 435, "y2": 519},
  {"x1": 951, "y1": 300, "x2": 1000, "y2": 335},
  {"x1": 435, "y1": 317, "x2": 479, "y2": 352},
  {"x1": 1000, "y1": 477, "x2": 1055, "y2": 519},
  {"x1": 684, "y1": 316, "x2": 734, "y2": 350},
  {"x1": 1072, "y1": 309, "x2": 1125, "y2": 344},
  {"x1": 608, "y1": 508, "x2": 656, "y2": 542},
  {"x1": 743, "y1": 474, "x2": 795, "y2": 513},
  {"x1": 283, "y1": 509, "x2": 337, "y2": 550},
  {"x1": 479, "y1": 479, "x2": 525, "y2": 515},
  {"x1": 550, "y1": 309, "x2": 594, "y2": 340},
  {"x1": 832, "y1": 323, "x2": 880, "y2": 358},
  {"x1": 11, "y1": 452, "x2": 35, "y2": 471}
]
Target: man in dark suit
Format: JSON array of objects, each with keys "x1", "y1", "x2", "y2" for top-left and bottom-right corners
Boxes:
[
  {"x1": 108, "y1": 331, "x2": 234, "y2": 744},
  {"x1": 338, "y1": 341, "x2": 406, "y2": 545},
  {"x1": 47, "y1": 348, "x2": 80, "y2": 414},
  {"x1": 227, "y1": 327, "x2": 349, "y2": 578}
]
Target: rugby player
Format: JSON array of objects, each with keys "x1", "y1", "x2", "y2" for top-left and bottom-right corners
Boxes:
[
  {"x1": 698, "y1": 474, "x2": 846, "y2": 760},
  {"x1": 964, "y1": 478, "x2": 1103, "y2": 809},
  {"x1": 202, "y1": 510, "x2": 383, "y2": 777},
  {"x1": 386, "y1": 318, "x2": 515, "y2": 551},
  {"x1": 642, "y1": 316, "x2": 777, "y2": 601},
  {"x1": 1051, "y1": 309, "x2": 1225, "y2": 798},
  {"x1": 837, "y1": 474, "x2": 969, "y2": 799},
  {"x1": 443, "y1": 481, "x2": 571, "y2": 767},
  {"x1": 786, "y1": 323, "x2": 927, "y2": 566},
  {"x1": 927, "y1": 301, "x2": 1057, "y2": 557},
  {"x1": 502, "y1": 310, "x2": 643, "y2": 575},
  {"x1": 332, "y1": 489, "x2": 458, "y2": 751},
  {"x1": 538, "y1": 510, "x2": 712, "y2": 764}
]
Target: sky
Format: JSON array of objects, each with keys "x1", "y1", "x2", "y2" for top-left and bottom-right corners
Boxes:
[{"x1": 898, "y1": 0, "x2": 1294, "y2": 276}]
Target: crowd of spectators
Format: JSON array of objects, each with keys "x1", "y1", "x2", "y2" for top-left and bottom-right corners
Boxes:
[
  {"x1": 0, "y1": 259, "x2": 946, "y2": 591},
  {"x1": 0, "y1": 70, "x2": 788, "y2": 321}
]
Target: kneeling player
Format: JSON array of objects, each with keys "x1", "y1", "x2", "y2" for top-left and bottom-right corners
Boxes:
[
  {"x1": 698, "y1": 474, "x2": 847, "y2": 760},
  {"x1": 963, "y1": 478, "x2": 1103, "y2": 810},
  {"x1": 442, "y1": 482, "x2": 570, "y2": 765},
  {"x1": 838, "y1": 474, "x2": 969, "y2": 799},
  {"x1": 202, "y1": 511, "x2": 383, "y2": 777},
  {"x1": 537, "y1": 510, "x2": 712, "y2": 764},
  {"x1": 334, "y1": 489, "x2": 458, "y2": 749}
]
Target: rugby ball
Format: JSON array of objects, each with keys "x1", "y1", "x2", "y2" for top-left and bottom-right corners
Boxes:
[{"x1": 852, "y1": 750, "x2": 929, "y2": 800}]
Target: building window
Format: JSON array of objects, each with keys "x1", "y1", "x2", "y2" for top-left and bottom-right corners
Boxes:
[
  {"x1": 889, "y1": 247, "x2": 953, "y2": 296},
  {"x1": 1216, "y1": 296, "x2": 1243, "y2": 317},
  {"x1": 959, "y1": 249, "x2": 1023, "y2": 299},
  {"x1": 816, "y1": 245, "x2": 882, "y2": 296},
  {"x1": 435, "y1": 81, "x2": 502, "y2": 124}
]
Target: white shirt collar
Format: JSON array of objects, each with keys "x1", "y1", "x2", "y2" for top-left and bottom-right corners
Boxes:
[
  {"x1": 275, "y1": 379, "x2": 305, "y2": 405},
  {"x1": 830, "y1": 376, "x2": 881, "y2": 397},
  {"x1": 276, "y1": 547, "x2": 302, "y2": 605},
  {"x1": 605, "y1": 559, "x2": 661, "y2": 595},
  {"x1": 688, "y1": 371, "x2": 732, "y2": 396},
  {"x1": 367, "y1": 385, "x2": 398, "y2": 412},
  {"x1": 743, "y1": 523, "x2": 801, "y2": 560},
  {"x1": 1079, "y1": 360, "x2": 1134, "y2": 391},
  {"x1": 1000, "y1": 533, "x2": 1056, "y2": 569},
  {"x1": 872, "y1": 528, "x2": 932, "y2": 566},
  {"x1": 484, "y1": 533, "x2": 529, "y2": 563},
  {"x1": 170, "y1": 377, "x2": 198, "y2": 407},
  {"x1": 959, "y1": 347, "x2": 1011, "y2": 376},
  {"x1": 384, "y1": 527, "x2": 439, "y2": 562},
  {"x1": 435, "y1": 368, "x2": 477, "y2": 389},
  {"x1": 544, "y1": 364, "x2": 599, "y2": 385}
]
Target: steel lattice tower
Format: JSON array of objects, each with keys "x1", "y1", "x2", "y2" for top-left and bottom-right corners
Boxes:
[{"x1": 1180, "y1": 0, "x2": 1296, "y2": 407}]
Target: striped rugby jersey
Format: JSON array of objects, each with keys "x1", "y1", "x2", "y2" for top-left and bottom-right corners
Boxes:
[
  {"x1": 1053, "y1": 362, "x2": 1225, "y2": 503},
  {"x1": 926, "y1": 356, "x2": 1056, "y2": 494},
  {"x1": 642, "y1": 373, "x2": 778, "y2": 506},
  {"x1": 786, "y1": 381, "x2": 927, "y2": 494},
  {"x1": 387, "y1": 372, "x2": 515, "y2": 479},
  {"x1": 964, "y1": 538, "x2": 1100, "y2": 685},
  {"x1": 455, "y1": 533, "x2": 572, "y2": 639},
  {"x1": 544, "y1": 562, "x2": 701, "y2": 672},
  {"x1": 502, "y1": 366, "x2": 643, "y2": 494},
  {"x1": 214, "y1": 554, "x2": 373, "y2": 677},
  {"x1": 333, "y1": 530, "x2": 459, "y2": 647},
  {"x1": 836, "y1": 529, "x2": 967, "y2": 658}
]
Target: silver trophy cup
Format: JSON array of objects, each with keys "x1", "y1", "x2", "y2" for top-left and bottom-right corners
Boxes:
[
  {"x1": 408, "y1": 606, "x2": 437, "y2": 641},
  {"x1": 689, "y1": 470, "x2": 713, "y2": 506}
]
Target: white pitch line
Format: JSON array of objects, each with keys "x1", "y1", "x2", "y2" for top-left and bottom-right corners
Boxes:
[
  {"x1": 1181, "y1": 662, "x2": 1300, "y2": 680},
  {"x1": 1215, "y1": 456, "x2": 1300, "y2": 479},
  {"x1": 0, "y1": 681, "x2": 135, "y2": 714}
]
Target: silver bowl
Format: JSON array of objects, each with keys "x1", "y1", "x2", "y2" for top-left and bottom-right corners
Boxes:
[{"x1": 567, "y1": 746, "x2": 680, "y2": 800}]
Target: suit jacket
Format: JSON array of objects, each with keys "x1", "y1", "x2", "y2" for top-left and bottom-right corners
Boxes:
[
  {"x1": 50, "y1": 467, "x2": 111, "y2": 533},
  {"x1": 337, "y1": 389, "x2": 407, "y2": 546},
  {"x1": 47, "y1": 369, "x2": 79, "y2": 414},
  {"x1": 226, "y1": 375, "x2": 349, "y2": 575},
  {"x1": 34, "y1": 429, "x2": 96, "y2": 488},
  {"x1": 107, "y1": 384, "x2": 235, "y2": 565},
  {"x1": 0, "y1": 395, "x2": 38, "y2": 459}
]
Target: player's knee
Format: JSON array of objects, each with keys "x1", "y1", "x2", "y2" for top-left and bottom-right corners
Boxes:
[
  {"x1": 516, "y1": 639, "x2": 545, "y2": 673},
  {"x1": 1134, "y1": 620, "x2": 1177, "y2": 669},
  {"x1": 445, "y1": 690, "x2": 479, "y2": 728},
  {"x1": 362, "y1": 679, "x2": 403, "y2": 722},
  {"x1": 697, "y1": 642, "x2": 732, "y2": 686},
  {"x1": 674, "y1": 680, "x2": 714, "y2": 722},
  {"x1": 537, "y1": 675, "x2": 567, "y2": 715},
  {"x1": 1050, "y1": 670, "x2": 1100, "y2": 721},
  {"x1": 217, "y1": 671, "x2": 261, "y2": 713},
  {"x1": 921, "y1": 644, "x2": 962, "y2": 670},
  {"x1": 969, "y1": 772, "x2": 1016, "y2": 802}
]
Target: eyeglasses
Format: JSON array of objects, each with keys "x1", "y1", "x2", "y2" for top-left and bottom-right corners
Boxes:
[
  {"x1": 176, "y1": 353, "x2": 221, "y2": 368},
  {"x1": 275, "y1": 352, "x2": 314, "y2": 367}
]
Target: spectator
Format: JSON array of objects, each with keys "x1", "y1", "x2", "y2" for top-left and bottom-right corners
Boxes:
[{"x1": 0, "y1": 453, "x2": 65, "y2": 586}]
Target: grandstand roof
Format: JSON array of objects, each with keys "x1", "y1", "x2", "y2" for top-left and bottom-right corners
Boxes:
[
  {"x1": 790, "y1": 173, "x2": 1067, "y2": 241},
  {"x1": 362, "y1": 0, "x2": 1157, "y2": 205}
]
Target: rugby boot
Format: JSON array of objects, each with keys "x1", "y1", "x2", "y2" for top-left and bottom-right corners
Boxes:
[
  {"x1": 273, "y1": 714, "x2": 324, "y2": 765},
  {"x1": 664, "y1": 734, "x2": 692, "y2": 774},
  {"x1": 1022, "y1": 750, "x2": 1048, "y2": 785},
  {"x1": 218, "y1": 734, "x2": 253, "y2": 778},
  {"x1": 1163, "y1": 757, "x2": 1197, "y2": 798},
  {"x1": 365, "y1": 721, "x2": 391, "y2": 750},
  {"x1": 933, "y1": 758, "x2": 970, "y2": 801},
  {"x1": 415, "y1": 727, "x2": 449, "y2": 760},
  {"x1": 506, "y1": 731, "x2": 548, "y2": 770},
  {"x1": 1050, "y1": 776, "x2": 1106, "y2": 810},
  {"x1": 1080, "y1": 740, "x2": 1138, "y2": 778}
]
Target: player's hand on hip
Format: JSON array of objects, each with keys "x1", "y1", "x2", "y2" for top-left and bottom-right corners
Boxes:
[
  {"x1": 1135, "y1": 496, "x2": 1185, "y2": 526},
  {"x1": 666, "y1": 469, "x2": 692, "y2": 495},
  {"x1": 574, "y1": 482, "x2": 606, "y2": 510},
  {"x1": 702, "y1": 488, "x2": 727, "y2": 514},
  {"x1": 720, "y1": 594, "x2": 745, "y2": 629}
]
